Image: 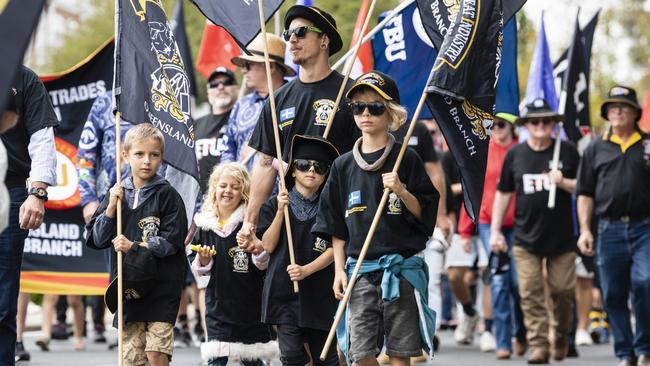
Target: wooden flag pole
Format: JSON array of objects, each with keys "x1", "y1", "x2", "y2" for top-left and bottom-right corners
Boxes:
[
  {"x1": 115, "y1": 111, "x2": 124, "y2": 366},
  {"x1": 548, "y1": 89, "x2": 567, "y2": 209},
  {"x1": 319, "y1": 91, "x2": 429, "y2": 360},
  {"x1": 257, "y1": 0, "x2": 299, "y2": 293},
  {"x1": 322, "y1": 0, "x2": 377, "y2": 139}
]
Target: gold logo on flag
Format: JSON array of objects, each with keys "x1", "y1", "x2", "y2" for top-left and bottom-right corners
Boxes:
[
  {"x1": 462, "y1": 100, "x2": 491, "y2": 141},
  {"x1": 129, "y1": 0, "x2": 146, "y2": 22},
  {"x1": 443, "y1": 0, "x2": 461, "y2": 23}
]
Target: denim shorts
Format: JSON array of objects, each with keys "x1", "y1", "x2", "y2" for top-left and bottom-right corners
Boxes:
[{"x1": 348, "y1": 271, "x2": 421, "y2": 361}]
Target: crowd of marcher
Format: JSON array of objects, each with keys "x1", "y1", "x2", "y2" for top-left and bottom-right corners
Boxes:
[{"x1": 1, "y1": 4, "x2": 649, "y2": 366}]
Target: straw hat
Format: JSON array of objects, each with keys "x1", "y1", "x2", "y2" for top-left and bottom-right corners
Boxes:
[{"x1": 231, "y1": 33, "x2": 296, "y2": 77}]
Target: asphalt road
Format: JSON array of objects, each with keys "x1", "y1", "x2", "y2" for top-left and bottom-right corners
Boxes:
[{"x1": 18, "y1": 327, "x2": 619, "y2": 366}]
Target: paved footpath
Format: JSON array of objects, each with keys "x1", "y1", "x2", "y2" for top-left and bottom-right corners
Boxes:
[{"x1": 19, "y1": 327, "x2": 618, "y2": 366}]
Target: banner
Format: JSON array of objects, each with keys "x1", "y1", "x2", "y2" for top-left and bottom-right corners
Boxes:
[
  {"x1": 190, "y1": 0, "x2": 284, "y2": 51},
  {"x1": 372, "y1": 2, "x2": 437, "y2": 119},
  {"x1": 524, "y1": 14, "x2": 558, "y2": 111},
  {"x1": 495, "y1": 18, "x2": 519, "y2": 116},
  {"x1": 196, "y1": 20, "x2": 240, "y2": 77},
  {"x1": 21, "y1": 40, "x2": 114, "y2": 295},
  {"x1": 424, "y1": 0, "x2": 506, "y2": 221},
  {"x1": 349, "y1": 0, "x2": 373, "y2": 79},
  {"x1": 115, "y1": 0, "x2": 199, "y2": 225},
  {"x1": 171, "y1": 0, "x2": 197, "y2": 97},
  {"x1": 0, "y1": 0, "x2": 45, "y2": 111}
]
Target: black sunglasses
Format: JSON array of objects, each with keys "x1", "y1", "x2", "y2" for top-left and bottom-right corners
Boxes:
[
  {"x1": 493, "y1": 121, "x2": 507, "y2": 129},
  {"x1": 293, "y1": 159, "x2": 330, "y2": 175},
  {"x1": 349, "y1": 102, "x2": 386, "y2": 116},
  {"x1": 282, "y1": 25, "x2": 323, "y2": 41},
  {"x1": 208, "y1": 79, "x2": 235, "y2": 88},
  {"x1": 528, "y1": 119, "x2": 554, "y2": 126}
]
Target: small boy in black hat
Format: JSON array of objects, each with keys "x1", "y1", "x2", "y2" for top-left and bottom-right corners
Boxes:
[
  {"x1": 313, "y1": 71, "x2": 439, "y2": 365},
  {"x1": 254, "y1": 134, "x2": 340, "y2": 366},
  {"x1": 86, "y1": 124, "x2": 187, "y2": 366}
]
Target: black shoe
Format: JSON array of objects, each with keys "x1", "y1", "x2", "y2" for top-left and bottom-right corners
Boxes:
[
  {"x1": 93, "y1": 330, "x2": 107, "y2": 344},
  {"x1": 51, "y1": 322, "x2": 69, "y2": 340},
  {"x1": 15, "y1": 341, "x2": 31, "y2": 362},
  {"x1": 567, "y1": 344, "x2": 579, "y2": 358}
]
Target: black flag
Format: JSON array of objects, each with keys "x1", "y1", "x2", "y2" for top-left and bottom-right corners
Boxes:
[
  {"x1": 416, "y1": 0, "x2": 525, "y2": 51},
  {"x1": 190, "y1": 0, "x2": 284, "y2": 52},
  {"x1": 554, "y1": 11, "x2": 599, "y2": 142},
  {"x1": 114, "y1": 0, "x2": 199, "y2": 224},
  {"x1": 171, "y1": 0, "x2": 197, "y2": 98},
  {"x1": 423, "y1": 0, "x2": 512, "y2": 221},
  {"x1": 0, "y1": 0, "x2": 45, "y2": 111}
]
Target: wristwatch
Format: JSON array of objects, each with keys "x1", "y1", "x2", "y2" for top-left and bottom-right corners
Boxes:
[{"x1": 29, "y1": 187, "x2": 48, "y2": 201}]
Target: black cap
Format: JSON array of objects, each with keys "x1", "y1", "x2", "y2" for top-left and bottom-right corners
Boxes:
[
  {"x1": 104, "y1": 245, "x2": 158, "y2": 314},
  {"x1": 601, "y1": 85, "x2": 641, "y2": 122},
  {"x1": 284, "y1": 5, "x2": 343, "y2": 56},
  {"x1": 346, "y1": 71, "x2": 400, "y2": 104},
  {"x1": 515, "y1": 98, "x2": 564, "y2": 125},
  {"x1": 285, "y1": 135, "x2": 339, "y2": 189},
  {"x1": 208, "y1": 66, "x2": 236, "y2": 83}
]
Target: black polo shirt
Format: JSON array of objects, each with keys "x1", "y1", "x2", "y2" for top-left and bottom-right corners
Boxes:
[{"x1": 576, "y1": 131, "x2": 650, "y2": 219}]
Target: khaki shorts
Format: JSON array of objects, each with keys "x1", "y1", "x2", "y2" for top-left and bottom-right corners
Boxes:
[{"x1": 123, "y1": 322, "x2": 174, "y2": 365}]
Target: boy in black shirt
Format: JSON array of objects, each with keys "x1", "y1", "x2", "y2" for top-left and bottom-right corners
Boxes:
[
  {"x1": 313, "y1": 72, "x2": 438, "y2": 364},
  {"x1": 87, "y1": 124, "x2": 187, "y2": 366},
  {"x1": 491, "y1": 99, "x2": 579, "y2": 364},
  {"x1": 256, "y1": 135, "x2": 340, "y2": 366}
]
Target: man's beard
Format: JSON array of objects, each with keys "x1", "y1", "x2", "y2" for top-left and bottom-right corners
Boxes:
[{"x1": 210, "y1": 94, "x2": 234, "y2": 109}]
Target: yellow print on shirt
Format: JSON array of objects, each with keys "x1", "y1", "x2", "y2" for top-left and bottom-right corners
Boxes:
[{"x1": 345, "y1": 206, "x2": 367, "y2": 218}]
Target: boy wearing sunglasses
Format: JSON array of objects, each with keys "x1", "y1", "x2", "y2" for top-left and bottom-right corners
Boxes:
[
  {"x1": 313, "y1": 71, "x2": 439, "y2": 365},
  {"x1": 244, "y1": 5, "x2": 360, "y2": 238},
  {"x1": 491, "y1": 98, "x2": 580, "y2": 363},
  {"x1": 255, "y1": 135, "x2": 340, "y2": 366}
]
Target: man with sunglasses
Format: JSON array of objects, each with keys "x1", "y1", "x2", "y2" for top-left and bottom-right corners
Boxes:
[
  {"x1": 491, "y1": 98, "x2": 580, "y2": 364},
  {"x1": 221, "y1": 33, "x2": 294, "y2": 172},
  {"x1": 576, "y1": 86, "x2": 650, "y2": 366},
  {"x1": 194, "y1": 67, "x2": 239, "y2": 193},
  {"x1": 244, "y1": 5, "x2": 359, "y2": 231}
]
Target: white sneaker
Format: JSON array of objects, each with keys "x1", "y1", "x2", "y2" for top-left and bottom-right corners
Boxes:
[
  {"x1": 575, "y1": 329, "x2": 593, "y2": 346},
  {"x1": 454, "y1": 313, "x2": 480, "y2": 345},
  {"x1": 480, "y1": 331, "x2": 497, "y2": 352}
]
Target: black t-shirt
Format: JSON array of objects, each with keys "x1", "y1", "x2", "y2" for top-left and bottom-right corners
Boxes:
[
  {"x1": 441, "y1": 151, "x2": 461, "y2": 217},
  {"x1": 313, "y1": 143, "x2": 439, "y2": 259},
  {"x1": 498, "y1": 141, "x2": 580, "y2": 255},
  {"x1": 576, "y1": 132, "x2": 650, "y2": 219},
  {"x1": 256, "y1": 197, "x2": 337, "y2": 330},
  {"x1": 392, "y1": 121, "x2": 439, "y2": 163},
  {"x1": 248, "y1": 71, "x2": 360, "y2": 161},
  {"x1": 192, "y1": 224, "x2": 272, "y2": 343},
  {"x1": 1, "y1": 66, "x2": 59, "y2": 188},
  {"x1": 86, "y1": 182, "x2": 187, "y2": 325},
  {"x1": 194, "y1": 112, "x2": 230, "y2": 193}
]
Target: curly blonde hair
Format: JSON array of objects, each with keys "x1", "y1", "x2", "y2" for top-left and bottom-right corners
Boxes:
[{"x1": 202, "y1": 162, "x2": 250, "y2": 215}]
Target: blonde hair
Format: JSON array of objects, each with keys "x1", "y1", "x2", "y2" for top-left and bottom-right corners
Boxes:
[
  {"x1": 123, "y1": 124, "x2": 165, "y2": 153},
  {"x1": 202, "y1": 162, "x2": 250, "y2": 215}
]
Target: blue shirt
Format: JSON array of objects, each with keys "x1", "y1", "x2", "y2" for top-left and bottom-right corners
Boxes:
[{"x1": 219, "y1": 91, "x2": 267, "y2": 171}]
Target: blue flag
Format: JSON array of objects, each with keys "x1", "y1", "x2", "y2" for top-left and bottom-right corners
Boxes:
[
  {"x1": 114, "y1": 0, "x2": 199, "y2": 225},
  {"x1": 0, "y1": 0, "x2": 45, "y2": 112},
  {"x1": 495, "y1": 18, "x2": 519, "y2": 116},
  {"x1": 524, "y1": 14, "x2": 558, "y2": 112},
  {"x1": 372, "y1": 2, "x2": 437, "y2": 119}
]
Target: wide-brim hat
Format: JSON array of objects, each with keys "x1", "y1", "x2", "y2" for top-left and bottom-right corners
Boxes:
[
  {"x1": 346, "y1": 71, "x2": 400, "y2": 104},
  {"x1": 284, "y1": 5, "x2": 342, "y2": 56},
  {"x1": 104, "y1": 246, "x2": 158, "y2": 314},
  {"x1": 285, "y1": 134, "x2": 339, "y2": 190},
  {"x1": 600, "y1": 85, "x2": 642, "y2": 122},
  {"x1": 516, "y1": 98, "x2": 564, "y2": 125},
  {"x1": 231, "y1": 32, "x2": 296, "y2": 77}
]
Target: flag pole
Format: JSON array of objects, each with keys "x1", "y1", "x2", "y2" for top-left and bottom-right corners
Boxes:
[
  {"x1": 548, "y1": 90, "x2": 567, "y2": 208},
  {"x1": 257, "y1": 0, "x2": 299, "y2": 293},
  {"x1": 115, "y1": 111, "x2": 124, "y2": 366},
  {"x1": 322, "y1": 0, "x2": 378, "y2": 139},
  {"x1": 319, "y1": 90, "x2": 430, "y2": 361},
  {"x1": 331, "y1": 0, "x2": 415, "y2": 71}
]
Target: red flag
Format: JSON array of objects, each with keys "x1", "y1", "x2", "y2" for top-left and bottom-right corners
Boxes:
[
  {"x1": 640, "y1": 90, "x2": 650, "y2": 133},
  {"x1": 349, "y1": 0, "x2": 372, "y2": 78},
  {"x1": 196, "y1": 20, "x2": 240, "y2": 78}
]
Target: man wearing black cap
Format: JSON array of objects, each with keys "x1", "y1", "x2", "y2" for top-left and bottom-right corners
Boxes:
[
  {"x1": 576, "y1": 86, "x2": 650, "y2": 366},
  {"x1": 0, "y1": 66, "x2": 59, "y2": 364},
  {"x1": 244, "y1": 5, "x2": 359, "y2": 230},
  {"x1": 491, "y1": 98, "x2": 580, "y2": 364},
  {"x1": 194, "y1": 66, "x2": 239, "y2": 193}
]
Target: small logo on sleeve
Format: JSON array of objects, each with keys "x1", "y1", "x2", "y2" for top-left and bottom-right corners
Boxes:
[
  {"x1": 279, "y1": 107, "x2": 295, "y2": 130},
  {"x1": 345, "y1": 190, "x2": 366, "y2": 217}
]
